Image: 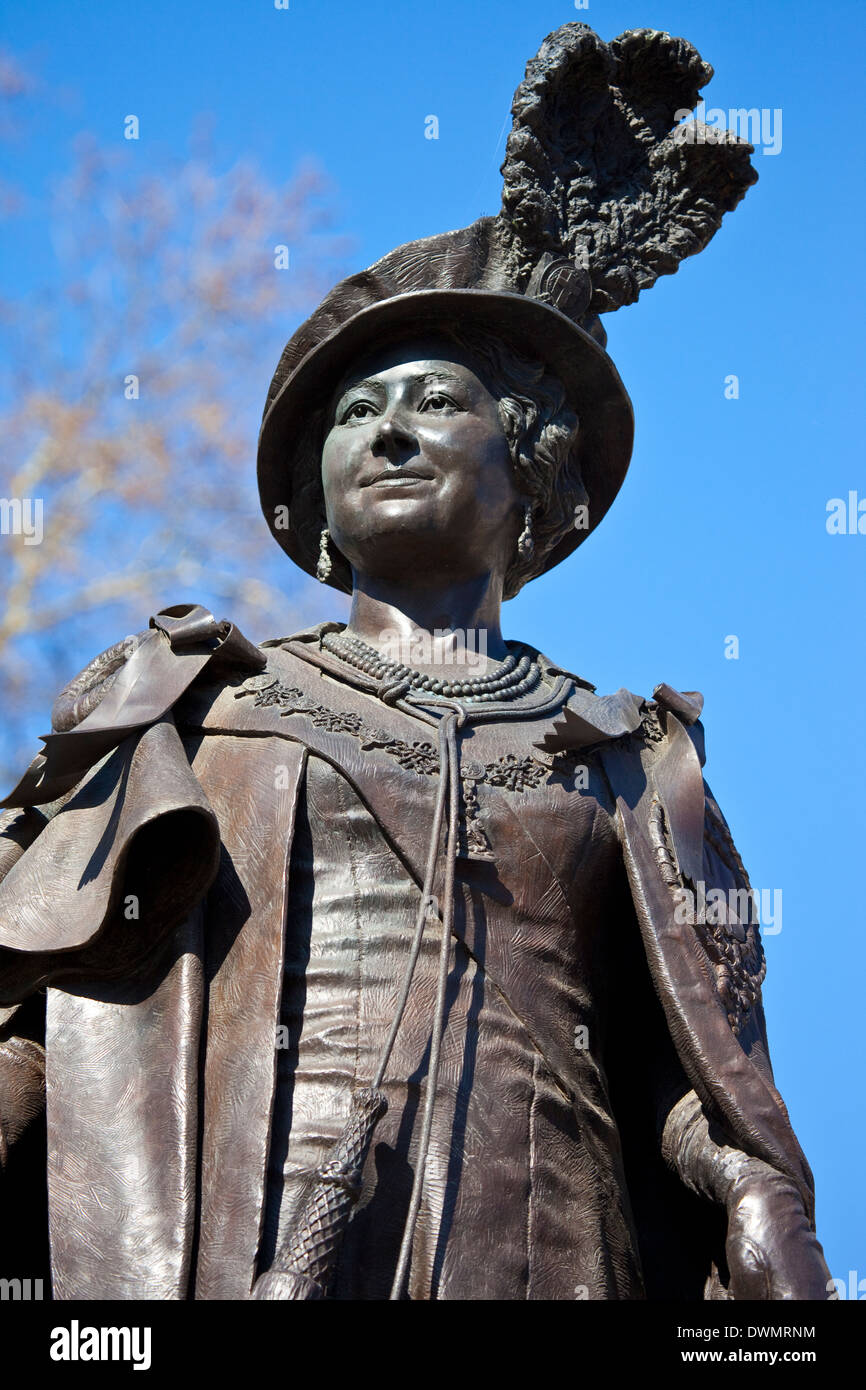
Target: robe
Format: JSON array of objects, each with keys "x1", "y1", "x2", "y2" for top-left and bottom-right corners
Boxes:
[{"x1": 0, "y1": 612, "x2": 816, "y2": 1299}]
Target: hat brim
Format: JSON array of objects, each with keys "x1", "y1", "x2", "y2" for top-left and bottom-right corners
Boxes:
[{"x1": 257, "y1": 288, "x2": 633, "y2": 594}]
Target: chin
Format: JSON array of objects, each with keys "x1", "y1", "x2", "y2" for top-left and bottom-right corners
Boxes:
[{"x1": 339, "y1": 511, "x2": 453, "y2": 552}]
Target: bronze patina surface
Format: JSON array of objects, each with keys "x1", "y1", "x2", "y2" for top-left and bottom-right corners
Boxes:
[{"x1": 0, "y1": 24, "x2": 830, "y2": 1300}]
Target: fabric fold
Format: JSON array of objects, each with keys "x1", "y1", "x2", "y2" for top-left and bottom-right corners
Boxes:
[{"x1": 0, "y1": 716, "x2": 221, "y2": 1003}]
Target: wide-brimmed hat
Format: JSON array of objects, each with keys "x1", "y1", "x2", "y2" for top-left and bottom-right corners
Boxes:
[
  {"x1": 257, "y1": 247, "x2": 634, "y2": 595},
  {"x1": 257, "y1": 21, "x2": 757, "y2": 593}
]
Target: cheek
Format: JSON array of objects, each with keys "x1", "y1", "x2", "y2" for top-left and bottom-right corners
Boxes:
[
  {"x1": 460, "y1": 424, "x2": 518, "y2": 509},
  {"x1": 432, "y1": 412, "x2": 510, "y2": 470},
  {"x1": 320, "y1": 436, "x2": 349, "y2": 532},
  {"x1": 320, "y1": 431, "x2": 362, "y2": 510},
  {"x1": 320, "y1": 430, "x2": 345, "y2": 488}
]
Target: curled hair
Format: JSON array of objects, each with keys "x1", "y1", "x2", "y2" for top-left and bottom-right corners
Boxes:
[
  {"x1": 438, "y1": 326, "x2": 584, "y2": 597},
  {"x1": 293, "y1": 324, "x2": 584, "y2": 598}
]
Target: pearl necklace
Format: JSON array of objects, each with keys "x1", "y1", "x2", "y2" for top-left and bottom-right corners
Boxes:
[{"x1": 321, "y1": 629, "x2": 541, "y2": 703}]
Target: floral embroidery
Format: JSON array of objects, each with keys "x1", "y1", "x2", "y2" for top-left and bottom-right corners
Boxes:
[
  {"x1": 359, "y1": 731, "x2": 439, "y2": 776},
  {"x1": 235, "y1": 675, "x2": 303, "y2": 707},
  {"x1": 459, "y1": 771, "x2": 495, "y2": 860},
  {"x1": 236, "y1": 674, "x2": 558, "y2": 795},
  {"x1": 307, "y1": 709, "x2": 365, "y2": 734},
  {"x1": 481, "y1": 754, "x2": 548, "y2": 793},
  {"x1": 235, "y1": 676, "x2": 363, "y2": 733},
  {"x1": 649, "y1": 791, "x2": 766, "y2": 1038}
]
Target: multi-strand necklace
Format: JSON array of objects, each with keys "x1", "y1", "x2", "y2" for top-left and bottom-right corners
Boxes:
[{"x1": 321, "y1": 629, "x2": 541, "y2": 703}]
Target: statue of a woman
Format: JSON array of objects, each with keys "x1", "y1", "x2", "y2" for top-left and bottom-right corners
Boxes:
[{"x1": 0, "y1": 24, "x2": 831, "y2": 1300}]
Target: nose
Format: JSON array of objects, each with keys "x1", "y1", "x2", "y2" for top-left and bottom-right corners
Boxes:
[{"x1": 371, "y1": 413, "x2": 417, "y2": 464}]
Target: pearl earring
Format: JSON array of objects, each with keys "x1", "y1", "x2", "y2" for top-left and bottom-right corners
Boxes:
[
  {"x1": 316, "y1": 527, "x2": 332, "y2": 582},
  {"x1": 517, "y1": 504, "x2": 534, "y2": 560}
]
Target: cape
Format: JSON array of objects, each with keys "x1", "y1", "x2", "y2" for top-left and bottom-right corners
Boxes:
[{"x1": 0, "y1": 606, "x2": 815, "y2": 1300}]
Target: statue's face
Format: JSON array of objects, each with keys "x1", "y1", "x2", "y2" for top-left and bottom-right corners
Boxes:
[{"x1": 321, "y1": 335, "x2": 522, "y2": 586}]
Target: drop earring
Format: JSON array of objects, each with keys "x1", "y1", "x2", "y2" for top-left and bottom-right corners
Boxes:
[
  {"x1": 316, "y1": 527, "x2": 332, "y2": 582},
  {"x1": 517, "y1": 504, "x2": 534, "y2": 560}
]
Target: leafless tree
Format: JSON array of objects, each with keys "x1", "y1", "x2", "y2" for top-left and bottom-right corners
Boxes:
[{"x1": 0, "y1": 49, "x2": 351, "y2": 782}]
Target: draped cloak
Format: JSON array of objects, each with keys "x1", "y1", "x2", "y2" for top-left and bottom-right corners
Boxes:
[{"x1": 0, "y1": 618, "x2": 817, "y2": 1300}]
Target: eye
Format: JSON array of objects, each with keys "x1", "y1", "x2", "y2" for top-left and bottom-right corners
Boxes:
[
  {"x1": 340, "y1": 400, "x2": 378, "y2": 424},
  {"x1": 420, "y1": 392, "x2": 459, "y2": 412}
]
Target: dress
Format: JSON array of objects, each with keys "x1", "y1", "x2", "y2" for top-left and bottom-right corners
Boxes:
[
  {"x1": 261, "y1": 746, "x2": 642, "y2": 1300},
  {"x1": 0, "y1": 614, "x2": 817, "y2": 1299}
]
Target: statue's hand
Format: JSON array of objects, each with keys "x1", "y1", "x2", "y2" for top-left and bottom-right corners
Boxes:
[
  {"x1": 723, "y1": 1163, "x2": 831, "y2": 1301},
  {"x1": 662, "y1": 1090, "x2": 832, "y2": 1301}
]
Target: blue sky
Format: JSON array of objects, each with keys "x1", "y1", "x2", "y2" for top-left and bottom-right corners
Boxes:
[{"x1": 2, "y1": 0, "x2": 864, "y2": 1291}]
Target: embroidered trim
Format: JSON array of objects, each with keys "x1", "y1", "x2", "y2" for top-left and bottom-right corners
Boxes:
[
  {"x1": 359, "y1": 730, "x2": 439, "y2": 776},
  {"x1": 235, "y1": 675, "x2": 365, "y2": 732},
  {"x1": 702, "y1": 802, "x2": 767, "y2": 1034},
  {"x1": 234, "y1": 674, "x2": 573, "y2": 792},
  {"x1": 480, "y1": 753, "x2": 549, "y2": 793},
  {"x1": 233, "y1": 672, "x2": 582, "y2": 863},
  {"x1": 648, "y1": 789, "x2": 767, "y2": 1037},
  {"x1": 640, "y1": 704, "x2": 666, "y2": 744},
  {"x1": 458, "y1": 773, "x2": 495, "y2": 860},
  {"x1": 604, "y1": 702, "x2": 665, "y2": 755},
  {"x1": 648, "y1": 797, "x2": 681, "y2": 887},
  {"x1": 708, "y1": 923, "x2": 766, "y2": 1037}
]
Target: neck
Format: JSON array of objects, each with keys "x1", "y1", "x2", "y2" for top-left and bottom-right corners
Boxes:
[{"x1": 344, "y1": 571, "x2": 508, "y2": 673}]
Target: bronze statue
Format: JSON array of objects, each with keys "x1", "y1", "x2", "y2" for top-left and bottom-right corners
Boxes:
[{"x1": 0, "y1": 24, "x2": 831, "y2": 1300}]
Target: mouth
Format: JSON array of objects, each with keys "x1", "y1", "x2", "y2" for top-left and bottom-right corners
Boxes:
[{"x1": 363, "y1": 470, "x2": 434, "y2": 487}]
